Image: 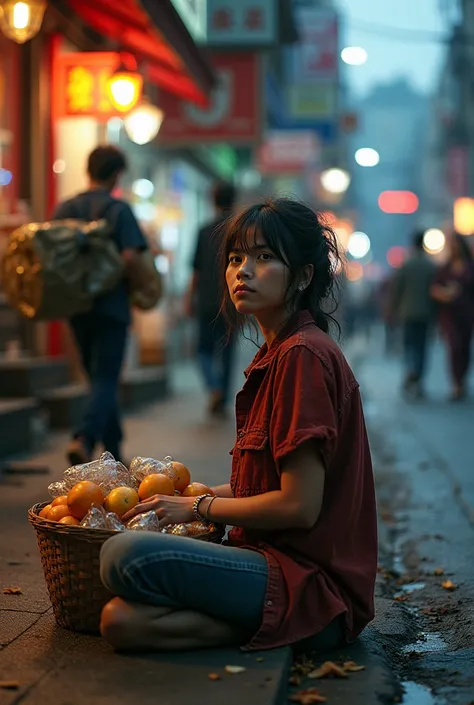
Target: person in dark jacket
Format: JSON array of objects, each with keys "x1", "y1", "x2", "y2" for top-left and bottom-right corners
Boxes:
[
  {"x1": 53, "y1": 145, "x2": 147, "y2": 465},
  {"x1": 186, "y1": 183, "x2": 237, "y2": 417},
  {"x1": 389, "y1": 231, "x2": 436, "y2": 397}
]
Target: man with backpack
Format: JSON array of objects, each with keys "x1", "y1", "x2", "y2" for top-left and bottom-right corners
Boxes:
[{"x1": 53, "y1": 145, "x2": 148, "y2": 466}]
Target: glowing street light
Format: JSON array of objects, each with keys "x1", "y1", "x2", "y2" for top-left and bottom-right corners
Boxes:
[
  {"x1": 107, "y1": 62, "x2": 143, "y2": 113},
  {"x1": 423, "y1": 228, "x2": 445, "y2": 255},
  {"x1": 0, "y1": 0, "x2": 47, "y2": 44},
  {"x1": 355, "y1": 148, "x2": 380, "y2": 167},
  {"x1": 124, "y1": 97, "x2": 164, "y2": 145},
  {"x1": 320, "y1": 168, "x2": 351, "y2": 195},
  {"x1": 341, "y1": 47, "x2": 368, "y2": 66},
  {"x1": 347, "y1": 231, "x2": 371, "y2": 259}
]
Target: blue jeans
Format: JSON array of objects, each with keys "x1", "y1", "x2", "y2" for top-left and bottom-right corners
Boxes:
[
  {"x1": 403, "y1": 320, "x2": 429, "y2": 382},
  {"x1": 197, "y1": 318, "x2": 235, "y2": 406},
  {"x1": 100, "y1": 532, "x2": 346, "y2": 651},
  {"x1": 100, "y1": 532, "x2": 267, "y2": 635},
  {"x1": 70, "y1": 313, "x2": 128, "y2": 459}
]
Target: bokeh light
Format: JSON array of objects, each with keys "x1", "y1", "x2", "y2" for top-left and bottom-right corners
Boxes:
[
  {"x1": 423, "y1": 228, "x2": 445, "y2": 255},
  {"x1": 347, "y1": 231, "x2": 371, "y2": 259}
]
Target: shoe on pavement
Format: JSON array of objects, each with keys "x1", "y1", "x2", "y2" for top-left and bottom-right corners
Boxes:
[{"x1": 67, "y1": 438, "x2": 91, "y2": 467}]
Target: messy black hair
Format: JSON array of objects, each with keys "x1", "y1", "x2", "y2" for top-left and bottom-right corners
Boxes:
[
  {"x1": 219, "y1": 198, "x2": 342, "y2": 337},
  {"x1": 87, "y1": 145, "x2": 127, "y2": 183}
]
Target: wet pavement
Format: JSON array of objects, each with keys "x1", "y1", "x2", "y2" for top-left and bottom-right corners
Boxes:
[
  {"x1": 359, "y1": 332, "x2": 474, "y2": 705},
  {"x1": 1, "y1": 333, "x2": 473, "y2": 704}
]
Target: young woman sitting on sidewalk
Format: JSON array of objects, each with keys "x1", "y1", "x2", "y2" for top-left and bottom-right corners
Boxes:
[{"x1": 99, "y1": 198, "x2": 378, "y2": 653}]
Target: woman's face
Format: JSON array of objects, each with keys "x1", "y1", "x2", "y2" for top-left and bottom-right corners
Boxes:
[{"x1": 226, "y1": 235, "x2": 290, "y2": 319}]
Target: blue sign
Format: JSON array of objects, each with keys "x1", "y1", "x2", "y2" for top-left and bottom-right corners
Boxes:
[{"x1": 265, "y1": 73, "x2": 338, "y2": 145}]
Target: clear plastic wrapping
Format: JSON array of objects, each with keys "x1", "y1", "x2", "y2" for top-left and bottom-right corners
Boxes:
[
  {"x1": 163, "y1": 521, "x2": 215, "y2": 537},
  {"x1": 125, "y1": 510, "x2": 162, "y2": 532},
  {"x1": 129, "y1": 455, "x2": 176, "y2": 484},
  {"x1": 48, "y1": 452, "x2": 137, "y2": 498},
  {"x1": 80, "y1": 504, "x2": 126, "y2": 531}
]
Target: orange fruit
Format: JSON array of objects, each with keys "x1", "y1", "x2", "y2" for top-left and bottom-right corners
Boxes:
[
  {"x1": 171, "y1": 461, "x2": 191, "y2": 493},
  {"x1": 138, "y1": 473, "x2": 175, "y2": 500},
  {"x1": 182, "y1": 482, "x2": 215, "y2": 497},
  {"x1": 51, "y1": 495, "x2": 68, "y2": 507},
  {"x1": 48, "y1": 504, "x2": 72, "y2": 522},
  {"x1": 104, "y1": 487, "x2": 140, "y2": 518},
  {"x1": 39, "y1": 504, "x2": 52, "y2": 518},
  {"x1": 67, "y1": 481, "x2": 104, "y2": 520},
  {"x1": 59, "y1": 515, "x2": 80, "y2": 526}
]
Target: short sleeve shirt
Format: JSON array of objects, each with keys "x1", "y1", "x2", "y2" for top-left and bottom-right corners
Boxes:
[
  {"x1": 228, "y1": 311, "x2": 378, "y2": 651},
  {"x1": 53, "y1": 189, "x2": 147, "y2": 324}
]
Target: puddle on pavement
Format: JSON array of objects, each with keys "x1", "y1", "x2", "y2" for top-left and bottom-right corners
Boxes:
[
  {"x1": 400, "y1": 581, "x2": 426, "y2": 594},
  {"x1": 402, "y1": 681, "x2": 436, "y2": 705},
  {"x1": 403, "y1": 632, "x2": 447, "y2": 654}
]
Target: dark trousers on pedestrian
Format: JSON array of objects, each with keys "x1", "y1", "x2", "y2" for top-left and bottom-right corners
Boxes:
[
  {"x1": 197, "y1": 316, "x2": 235, "y2": 408},
  {"x1": 441, "y1": 317, "x2": 473, "y2": 388},
  {"x1": 403, "y1": 320, "x2": 430, "y2": 384},
  {"x1": 70, "y1": 313, "x2": 128, "y2": 460}
]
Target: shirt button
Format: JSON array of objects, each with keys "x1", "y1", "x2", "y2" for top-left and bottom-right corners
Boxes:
[
  {"x1": 266, "y1": 600, "x2": 273, "y2": 607},
  {"x1": 238, "y1": 430, "x2": 245, "y2": 438}
]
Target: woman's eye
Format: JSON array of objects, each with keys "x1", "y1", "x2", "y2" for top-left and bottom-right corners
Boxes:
[
  {"x1": 228, "y1": 255, "x2": 241, "y2": 264},
  {"x1": 258, "y1": 252, "x2": 273, "y2": 261}
]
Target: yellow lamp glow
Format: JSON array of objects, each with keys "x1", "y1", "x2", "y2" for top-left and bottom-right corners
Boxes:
[
  {"x1": 0, "y1": 0, "x2": 47, "y2": 44},
  {"x1": 107, "y1": 64, "x2": 143, "y2": 113},
  {"x1": 123, "y1": 97, "x2": 164, "y2": 145},
  {"x1": 454, "y1": 197, "x2": 474, "y2": 236}
]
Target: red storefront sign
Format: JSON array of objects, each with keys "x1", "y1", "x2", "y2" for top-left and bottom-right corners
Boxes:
[
  {"x1": 158, "y1": 53, "x2": 262, "y2": 145},
  {"x1": 53, "y1": 52, "x2": 138, "y2": 120}
]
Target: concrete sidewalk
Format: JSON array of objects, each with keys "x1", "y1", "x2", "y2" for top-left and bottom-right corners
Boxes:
[{"x1": 0, "y1": 343, "x2": 403, "y2": 705}]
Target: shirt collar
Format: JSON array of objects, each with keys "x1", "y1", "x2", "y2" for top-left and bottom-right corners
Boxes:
[{"x1": 244, "y1": 310, "x2": 315, "y2": 377}]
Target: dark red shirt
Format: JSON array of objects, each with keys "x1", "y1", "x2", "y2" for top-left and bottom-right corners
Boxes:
[{"x1": 228, "y1": 311, "x2": 377, "y2": 650}]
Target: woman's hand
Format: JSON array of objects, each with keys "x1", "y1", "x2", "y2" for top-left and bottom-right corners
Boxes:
[{"x1": 122, "y1": 494, "x2": 195, "y2": 528}]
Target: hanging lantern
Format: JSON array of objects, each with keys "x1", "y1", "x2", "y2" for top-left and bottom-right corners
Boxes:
[
  {"x1": 107, "y1": 62, "x2": 143, "y2": 113},
  {"x1": 0, "y1": 0, "x2": 47, "y2": 44},
  {"x1": 123, "y1": 96, "x2": 164, "y2": 145}
]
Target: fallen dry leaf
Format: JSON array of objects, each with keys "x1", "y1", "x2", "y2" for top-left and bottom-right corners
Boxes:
[
  {"x1": 289, "y1": 675, "x2": 302, "y2": 686},
  {"x1": 208, "y1": 673, "x2": 220, "y2": 681},
  {"x1": 308, "y1": 661, "x2": 348, "y2": 679},
  {"x1": 0, "y1": 681, "x2": 20, "y2": 690},
  {"x1": 433, "y1": 567, "x2": 444, "y2": 576},
  {"x1": 393, "y1": 595, "x2": 409, "y2": 602},
  {"x1": 441, "y1": 580, "x2": 457, "y2": 591},
  {"x1": 224, "y1": 665, "x2": 246, "y2": 675},
  {"x1": 343, "y1": 661, "x2": 366, "y2": 673},
  {"x1": 290, "y1": 687, "x2": 328, "y2": 704},
  {"x1": 2, "y1": 587, "x2": 22, "y2": 595}
]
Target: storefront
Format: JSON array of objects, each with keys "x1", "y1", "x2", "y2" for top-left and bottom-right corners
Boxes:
[{"x1": 0, "y1": 0, "x2": 217, "y2": 364}]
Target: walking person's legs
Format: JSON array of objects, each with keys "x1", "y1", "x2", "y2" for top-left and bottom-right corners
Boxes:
[
  {"x1": 411, "y1": 321, "x2": 429, "y2": 395},
  {"x1": 68, "y1": 315, "x2": 128, "y2": 463},
  {"x1": 402, "y1": 321, "x2": 416, "y2": 391}
]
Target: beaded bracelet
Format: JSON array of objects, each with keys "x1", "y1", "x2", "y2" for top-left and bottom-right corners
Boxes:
[{"x1": 192, "y1": 493, "x2": 213, "y2": 522}]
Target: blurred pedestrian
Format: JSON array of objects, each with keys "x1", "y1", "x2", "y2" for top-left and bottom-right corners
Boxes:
[
  {"x1": 389, "y1": 231, "x2": 436, "y2": 397},
  {"x1": 53, "y1": 146, "x2": 148, "y2": 465},
  {"x1": 100, "y1": 198, "x2": 377, "y2": 656},
  {"x1": 431, "y1": 233, "x2": 474, "y2": 401},
  {"x1": 185, "y1": 182, "x2": 237, "y2": 418},
  {"x1": 378, "y1": 273, "x2": 397, "y2": 355}
]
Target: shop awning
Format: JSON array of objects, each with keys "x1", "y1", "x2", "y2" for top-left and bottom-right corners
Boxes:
[{"x1": 63, "y1": 0, "x2": 216, "y2": 106}]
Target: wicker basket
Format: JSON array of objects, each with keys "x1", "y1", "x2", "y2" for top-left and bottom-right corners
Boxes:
[{"x1": 28, "y1": 502, "x2": 224, "y2": 634}]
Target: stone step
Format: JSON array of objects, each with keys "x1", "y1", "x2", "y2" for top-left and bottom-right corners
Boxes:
[
  {"x1": 0, "y1": 357, "x2": 70, "y2": 397},
  {"x1": 39, "y1": 383, "x2": 88, "y2": 430},
  {"x1": 0, "y1": 398, "x2": 38, "y2": 458},
  {"x1": 120, "y1": 366, "x2": 170, "y2": 410}
]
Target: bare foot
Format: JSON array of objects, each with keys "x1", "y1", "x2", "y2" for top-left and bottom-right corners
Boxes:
[{"x1": 100, "y1": 597, "x2": 245, "y2": 652}]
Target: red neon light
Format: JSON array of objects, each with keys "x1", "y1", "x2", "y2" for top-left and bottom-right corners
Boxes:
[
  {"x1": 386, "y1": 246, "x2": 406, "y2": 268},
  {"x1": 378, "y1": 191, "x2": 419, "y2": 214}
]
